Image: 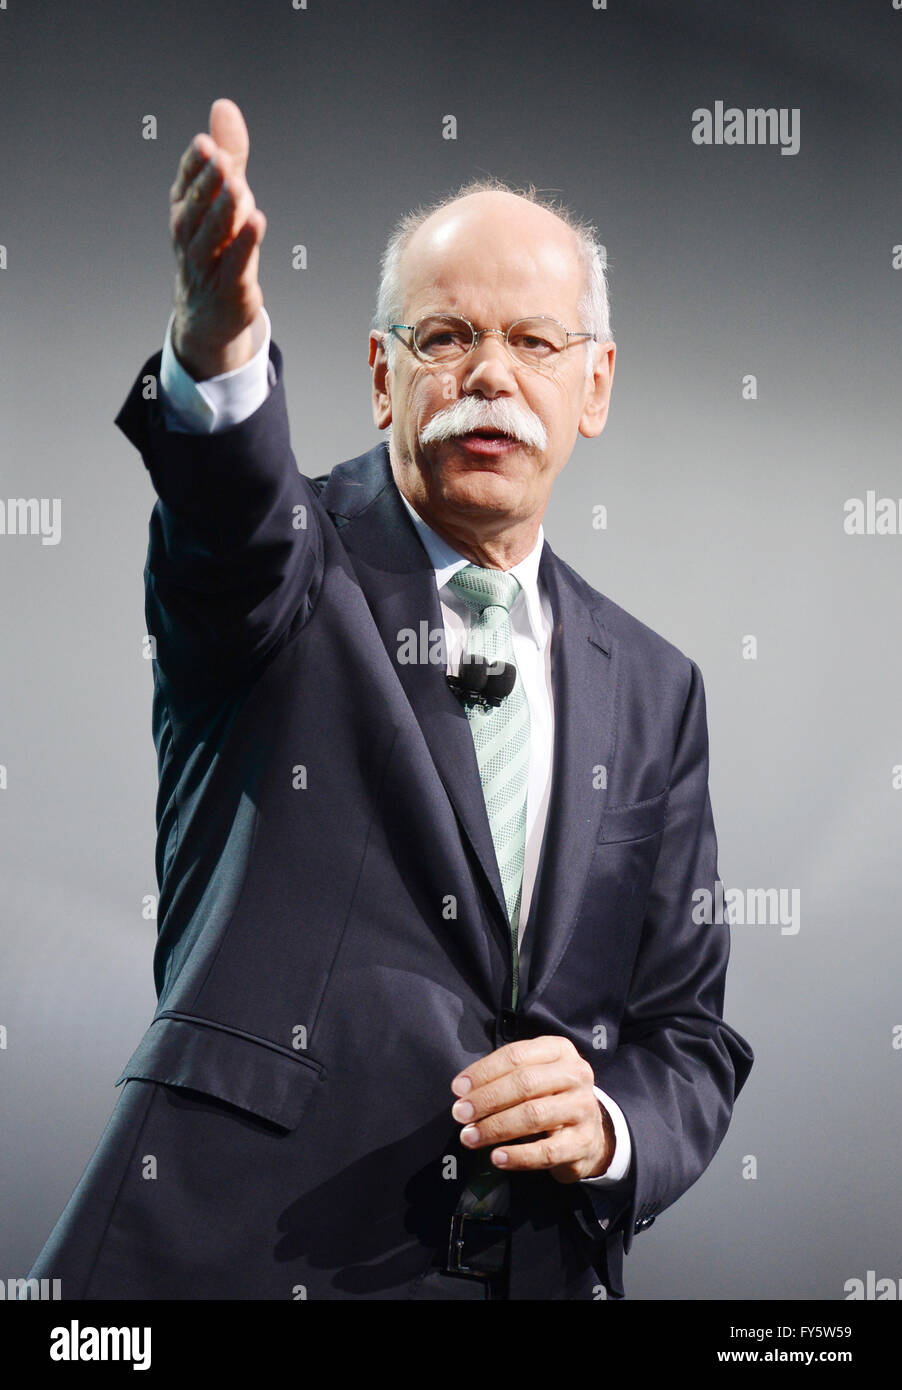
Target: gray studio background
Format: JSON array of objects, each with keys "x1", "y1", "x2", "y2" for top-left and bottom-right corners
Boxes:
[{"x1": 2, "y1": 0, "x2": 900, "y2": 1299}]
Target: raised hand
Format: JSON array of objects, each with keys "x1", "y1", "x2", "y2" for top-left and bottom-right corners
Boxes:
[{"x1": 168, "y1": 98, "x2": 267, "y2": 380}]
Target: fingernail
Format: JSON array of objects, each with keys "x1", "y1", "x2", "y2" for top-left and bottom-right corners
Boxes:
[
  {"x1": 460, "y1": 1125, "x2": 480, "y2": 1145},
  {"x1": 451, "y1": 1076, "x2": 471, "y2": 1097},
  {"x1": 452, "y1": 1100, "x2": 473, "y2": 1121},
  {"x1": 493, "y1": 1150, "x2": 509, "y2": 1165}
]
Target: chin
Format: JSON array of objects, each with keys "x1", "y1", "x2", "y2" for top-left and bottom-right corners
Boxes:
[{"x1": 439, "y1": 472, "x2": 521, "y2": 514}]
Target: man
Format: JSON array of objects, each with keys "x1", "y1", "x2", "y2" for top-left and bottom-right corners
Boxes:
[{"x1": 27, "y1": 99, "x2": 752, "y2": 1300}]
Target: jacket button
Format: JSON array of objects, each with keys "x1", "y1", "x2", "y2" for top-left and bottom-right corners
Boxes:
[
  {"x1": 498, "y1": 1009, "x2": 520, "y2": 1043},
  {"x1": 634, "y1": 1214, "x2": 656, "y2": 1233}
]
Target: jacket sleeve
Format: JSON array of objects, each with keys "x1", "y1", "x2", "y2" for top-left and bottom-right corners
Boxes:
[
  {"x1": 582, "y1": 657, "x2": 754, "y2": 1254},
  {"x1": 114, "y1": 340, "x2": 323, "y2": 718}
]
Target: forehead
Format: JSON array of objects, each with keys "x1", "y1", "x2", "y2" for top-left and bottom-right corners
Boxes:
[{"x1": 399, "y1": 193, "x2": 585, "y2": 323}]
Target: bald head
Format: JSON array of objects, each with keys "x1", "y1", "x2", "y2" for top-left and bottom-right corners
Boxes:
[
  {"x1": 374, "y1": 177, "x2": 612, "y2": 376},
  {"x1": 402, "y1": 189, "x2": 585, "y2": 311}
]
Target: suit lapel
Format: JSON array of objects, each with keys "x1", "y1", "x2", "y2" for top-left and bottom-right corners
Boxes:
[
  {"x1": 518, "y1": 545, "x2": 615, "y2": 1005},
  {"x1": 318, "y1": 443, "x2": 512, "y2": 945}
]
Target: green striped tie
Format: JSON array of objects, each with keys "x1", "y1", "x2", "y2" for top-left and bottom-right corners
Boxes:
[
  {"x1": 447, "y1": 565, "x2": 530, "y2": 1009},
  {"x1": 447, "y1": 564, "x2": 530, "y2": 1220}
]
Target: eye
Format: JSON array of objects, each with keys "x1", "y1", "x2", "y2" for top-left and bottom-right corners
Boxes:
[
  {"x1": 507, "y1": 319, "x2": 566, "y2": 358},
  {"x1": 415, "y1": 316, "x2": 472, "y2": 357},
  {"x1": 422, "y1": 329, "x2": 463, "y2": 349},
  {"x1": 511, "y1": 333, "x2": 555, "y2": 355}
]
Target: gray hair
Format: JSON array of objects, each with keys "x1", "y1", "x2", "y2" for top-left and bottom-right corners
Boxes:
[{"x1": 372, "y1": 176, "x2": 613, "y2": 382}]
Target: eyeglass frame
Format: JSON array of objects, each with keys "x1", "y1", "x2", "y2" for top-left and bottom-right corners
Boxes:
[{"x1": 385, "y1": 313, "x2": 598, "y2": 369}]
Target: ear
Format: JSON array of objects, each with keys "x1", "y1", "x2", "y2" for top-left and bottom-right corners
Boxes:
[
  {"x1": 578, "y1": 340, "x2": 616, "y2": 439},
  {"x1": 369, "y1": 331, "x2": 393, "y2": 430}
]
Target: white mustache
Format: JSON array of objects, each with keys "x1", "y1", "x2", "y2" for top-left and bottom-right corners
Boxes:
[{"x1": 419, "y1": 395, "x2": 547, "y2": 451}]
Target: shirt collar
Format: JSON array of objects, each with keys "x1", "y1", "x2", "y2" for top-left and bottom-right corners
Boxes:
[{"x1": 396, "y1": 484, "x2": 548, "y2": 650}]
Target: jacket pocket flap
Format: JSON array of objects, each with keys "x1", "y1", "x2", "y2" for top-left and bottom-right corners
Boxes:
[
  {"x1": 114, "y1": 1013, "x2": 324, "y2": 1131},
  {"x1": 598, "y1": 789, "x2": 669, "y2": 843}
]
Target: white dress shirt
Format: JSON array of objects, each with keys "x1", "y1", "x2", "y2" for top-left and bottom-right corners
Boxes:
[{"x1": 158, "y1": 307, "x2": 632, "y2": 1186}]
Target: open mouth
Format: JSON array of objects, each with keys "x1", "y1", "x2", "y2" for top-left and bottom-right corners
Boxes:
[{"x1": 453, "y1": 428, "x2": 521, "y2": 452}]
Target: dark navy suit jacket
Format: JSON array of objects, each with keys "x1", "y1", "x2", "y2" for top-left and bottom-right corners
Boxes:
[{"x1": 28, "y1": 340, "x2": 752, "y2": 1300}]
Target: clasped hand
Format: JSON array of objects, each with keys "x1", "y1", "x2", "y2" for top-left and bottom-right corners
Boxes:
[{"x1": 451, "y1": 1035, "x2": 615, "y2": 1182}]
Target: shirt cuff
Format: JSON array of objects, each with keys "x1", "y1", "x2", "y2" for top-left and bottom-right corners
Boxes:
[
  {"x1": 159, "y1": 306, "x2": 274, "y2": 433},
  {"x1": 580, "y1": 1085, "x2": 632, "y2": 1186}
]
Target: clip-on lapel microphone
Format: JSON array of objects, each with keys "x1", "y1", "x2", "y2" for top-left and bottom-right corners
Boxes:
[{"x1": 446, "y1": 654, "x2": 517, "y2": 709}]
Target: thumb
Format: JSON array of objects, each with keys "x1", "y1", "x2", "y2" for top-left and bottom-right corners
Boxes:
[{"x1": 209, "y1": 97, "x2": 250, "y2": 177}]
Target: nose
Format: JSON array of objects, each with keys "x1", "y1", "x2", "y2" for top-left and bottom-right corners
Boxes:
[{"x1": 460, "y1": 330, "x2": 518, "y2": 397}]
